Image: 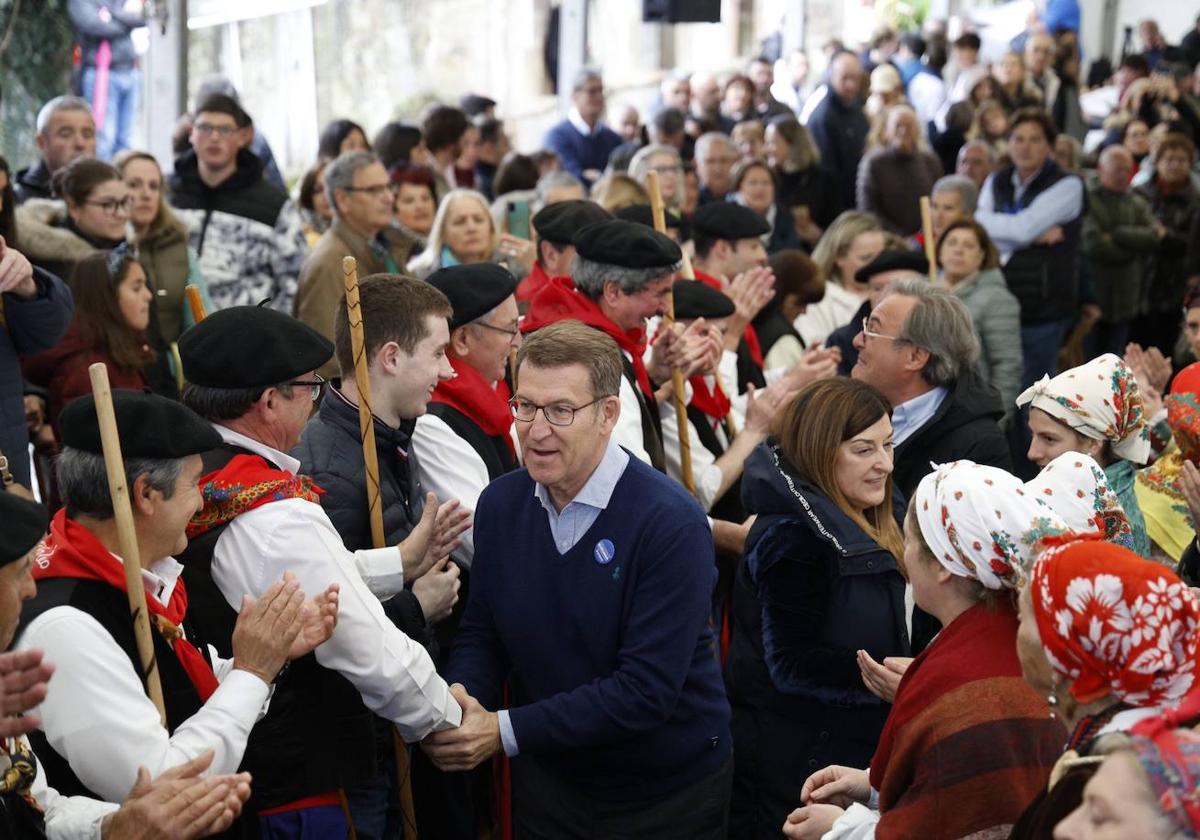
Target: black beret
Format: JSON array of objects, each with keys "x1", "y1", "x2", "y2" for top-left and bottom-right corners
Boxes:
[
  {"x1": 532, "y1": 200, "x2": 612, "y2": 246},
  {"x1": 672, "y1": 280, "x2": 736, "y2": 321},
  {"x1": 0, "y1": 493, "x2": 48, "y2": 567},
  {"x1": 427, "y1": 264, "x2": 518, "y2": 329},
  {"x1": 60, "y1": 390, "x2": 223, "y2": 459},
  {"x1": 854, "y1": 249, "x2": 929, "y2": 284},
  {"x1": 614, "y1": 204, "x2": 693, "y2": 242},
  {"x1": 692, "y1": 202, "x2": 771, "y2": 241},
  {"x1": 573, "y1": 219, "x2": 682, "y2": 269},
  {"x1": 179, "y1": 306, "x2": 334, "y2": 389}
]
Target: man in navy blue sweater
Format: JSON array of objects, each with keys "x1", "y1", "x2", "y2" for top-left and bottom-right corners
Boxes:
[
  {"x1": 422, "y1": 320, "x2": 732, "y2": 838},
  {"x1": 542, "y1": 69, "x2": 623, "y2": 187}
]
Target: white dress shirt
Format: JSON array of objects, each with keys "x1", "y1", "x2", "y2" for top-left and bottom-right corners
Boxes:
[
  {"x1": 612, "y1": 351, "x2": 654, "y2": 466},
  {"x1": 209, "y1": 424, "x2": 462, "y2": 741},
  {"x1": 658, "y1": 375, "x2": 736, "y2": 513},
  {"x1": 12, "y1": 735, "x2": 118, "y2": 839},
  {"x1": 18, "y1": 556, "x2": 270, "y2": 803}
]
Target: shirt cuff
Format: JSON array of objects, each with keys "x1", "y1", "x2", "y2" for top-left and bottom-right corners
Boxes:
[
  {"x1": 354, "y1": 546, "x2": 406, "y2": 600},
  {"x1": 497, "y1": 709, "x2": 520, "y2": 757}
]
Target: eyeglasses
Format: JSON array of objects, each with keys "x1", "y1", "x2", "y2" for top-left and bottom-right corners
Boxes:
[
  {"x1": 476, "y1": 321, "x2": 522, "y2": 340},
  {"x1": 194, "y1": 123, "x2": 238, "y2": 138},
  {"x1": 861, "y1": 317, "x2": 904, "y2": 344},
  {"x1": 85, "y1": 197, "x2": 133, "y2": 216},
  {"x1": 285, "y1": 373, "x2": 326, "y2": 403},
  {"x1": 343, "y1": 183, "x2": 397, "y2": 198},
  {"x1": 509, "y1": 395, "x2": 613, "y2": 427}
]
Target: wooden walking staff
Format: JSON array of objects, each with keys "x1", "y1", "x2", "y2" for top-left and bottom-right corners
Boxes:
[
  {"x1": 646, "y1": 172, "x2": 696, "y2": 495},
  {"x1": 87, "y1": 362, "x2": 167, "y2": 726},
  {"x1": 342, "y1": 257, "x2": 417, "y2": 839},
  {"x1": 185, "y1": 284, "x2": 206, "y2": 322},
  {"x1": 919, "y1": 196, "x2": 937, "y2": 283}
]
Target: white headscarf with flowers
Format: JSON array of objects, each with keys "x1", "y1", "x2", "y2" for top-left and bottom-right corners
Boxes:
[{"x1": 1026, "y1": 452, "x2": 1135, "y2": 550}]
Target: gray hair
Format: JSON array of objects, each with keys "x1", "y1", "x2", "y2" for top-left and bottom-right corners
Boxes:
[
  {"x1": 886, "y1": 277, "x2": 980, "y2": 386},
  {"x1": 57, "y1": 449, "x2": 184, "y2": 520},
  {"x1": 182, "y1": 382, "x2": 295, "y2": 421},
  {"x1": 535, "y1": 171, "x2": 584, "y2": 209},
  {"x1": 36, "y1": 96, "x2": 93, "y2": 136},
  {"x1": 572, "y1": 68, "x2": 603, "y2": 91},
  {"x1": 695, "y1": 132, "x2": 735, "y2": 160},
  {"x1": 324, "y1": 151, "x2": 380, "y2": 214},
  {"x1": 958, "y1": 139, "x2": 995, "y2": 164},
  {"x1": 572, "y1": 254, "x2": 681, "y2": 299},
  {"x1": 932, "y1": 175, "x2": 979, "y2": 215}
]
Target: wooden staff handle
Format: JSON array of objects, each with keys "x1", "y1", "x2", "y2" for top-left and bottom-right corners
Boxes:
[
  {"x1": 646, "y1": 172, "x2": 696, "y2": 495},
  {"x1": 919, "y1": 196, "x2": 937, "y2": 283},
  {"x1": 88, "y1": 363, "x2": 166, "y2": 725},
  {"x1": 184, "y1": 285, "x2": 206, "y2": 323},
  {"x1": 342, "y1": 258, "x2": 385, "y2": 550}
]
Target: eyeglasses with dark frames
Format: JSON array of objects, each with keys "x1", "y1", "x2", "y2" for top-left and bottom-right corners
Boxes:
[
  {"x1": 85, "y1": 197, "x2": 133, "y2": 216},
  {"x1": 509, "y1": 395, "x2": 614, "y2": 427},
  {"x1": 284, "y1": 373, "x2": 326, "y2": 403}
]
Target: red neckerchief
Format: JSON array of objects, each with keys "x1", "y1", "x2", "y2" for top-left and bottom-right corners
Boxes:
[
  {"x1": 37, "y1": 510, "x2": 220, "y2": 702},
  {"x1": 522, "y1": 276, "x2": 654, "y2": 399},
  {"x1": 515, "y1": 262, "x2": 559, "y2": 303},
  {"x1": 187, "y1": 454, "x2": 323, "y2": 539},
  {"x1": 432, "y1": 356, "x2": 516, "y2": 457},
  {"x1": 693, "y1": 270, "x2": 765, "y2": 369},
  {"x1": 690, "y1": 375, "x2": 730, "y2": 423}
]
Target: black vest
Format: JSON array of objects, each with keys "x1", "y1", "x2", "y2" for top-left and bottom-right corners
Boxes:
[
  {"x1": 176, "y1": 444, "x2": 377, "y2": 813},
  {"x1": 735, "y1": 337, "x2": 768, "y2": 393},
  {"x1": 752, "y1": 308, "x2": 806, "y2": 360},
  {"x1": 426, "y1": 403, "x2": 517, "y2": 481},
  {"x1": 15, "y1": 577, "x2": 249, "y2": 837},
  {"x1": 990, "y1": 161, "x2": 1085, "y2": 324},
  {"x1": 623, "y1": 356, "x2": 667, "y2": 472},
  {"x1": 685, "y1": 404, "x2": 745, "y2": 524},
  {"x1": 0, "y1": 756, "x2": 45, "y2": 840}
]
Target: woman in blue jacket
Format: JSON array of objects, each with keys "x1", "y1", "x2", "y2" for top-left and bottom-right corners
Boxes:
[{"x1": 727, "y1": 377, "x2": 911, "y2": 840}]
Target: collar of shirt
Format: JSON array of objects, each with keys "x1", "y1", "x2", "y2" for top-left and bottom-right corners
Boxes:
[
  {"x1": 534, "y1": 436, "x2": 629, "y2": 522},
  {"x1": 891, "y1": 385, "x2": 950, "y2": 446},
  {"x1": 143, "y1": 556, "x2": 184, "y2": 607},
  {"x1": 1012, "y1": 162, "x2": 1048, "y2": 197},
  {"x1": 214, "y1": 423, "x2": 301, "y2": 475},
  {"x1": 568, "y1": 107, "x2": 602, "y2": 138}
]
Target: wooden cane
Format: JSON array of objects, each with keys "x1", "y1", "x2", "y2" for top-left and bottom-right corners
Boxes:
[
  {"x1": 919, "y1": 196, "x2": 937, "y2": 283},
  {"x1": 87, "y1": 363, "x2": 167, "y2": 726},
  {"x1": 646, "y1": 173, "x2": 696, "y2": 495},
  {"x1": 184, "y1": 285, "x2": 206, "y2": 323},
  {"x1": 342, "y1": 258, "x2": 416, "y2": 840},
  {"x1": 679, "y1": 250, "x2": 740, "y2": 440}
]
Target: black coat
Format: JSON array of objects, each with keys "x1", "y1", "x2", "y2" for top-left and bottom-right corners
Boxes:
[
  {"x1": 169, "y1": 148, "x2": 287, "y2": 229},
  {"x1": 892, "y1": 369, "x2": 1011, "y2": 500},
  {"x1": 13, "y1": 159, "x2": 51, "y2": 205},
  {"x1": 726, "y1": 443, "x2": 908, "y2": 840},
  {"x1": 291, "y1": 386, "x2": 432, "y2": 649},
  {"x1": 805, "y1": 95, "x2": 869, "y2": 210}
]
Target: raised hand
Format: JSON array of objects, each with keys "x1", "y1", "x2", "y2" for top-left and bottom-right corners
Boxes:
[
  {"x1": 857, "y1": 650, "x2": 912, "y2": 703},
  {"x1": 420, "y1": 683, "x2": 501, "y2": 772},
  {"x1": 649, "y1": 317, "x2": 710, "y2": 383},
  {"x1": 412, "y1": 556, "x2": 462, "y2": 624},
  {"x1": 431, "y1": 499, "x2": 472, "y2": 561},
  {"x1": 743, "y1": 381, "x2": 797, "y2": 435},
  {"x1": 0, "y1": 649, "x2": 54, "y2": 737},
  {"x1": 400, "y1": 493, "x2": 440, "y2": 582},
  {"x1": 231, "y1": 573, "x2": 306, "y2": 684},
  {"x1": 0, "y1": 236, "x2": 37, "y2": 298},
  {"x1": 1124, "y1": 343, "x2": 1172, "y2": 394},
  {"x1": 800, "y1": 764, "x2": 871, "y2": 808},
  {"x1": 782, "y1": 804, "x2": 846, "y2": 840},
  {"x1": 779, "y1": 346, "x2": 839, "y2": 393},
  {"x1": 101, "y1": 750, "x2": 253, "y2": 839},
  {"x1": 288, "y1": 583, "x2": 339, "y2": 660},
  {"x1": 726, "y1": 267, "x2": 776, "y2": 333}
]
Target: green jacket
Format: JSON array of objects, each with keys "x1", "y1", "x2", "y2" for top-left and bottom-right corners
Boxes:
[{"x1": 1082, "y1": 178, "x2": 1159, "y2": 324}]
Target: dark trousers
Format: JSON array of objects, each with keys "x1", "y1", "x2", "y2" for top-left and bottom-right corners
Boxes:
[
  {"x1": 511, "y1": 754, "x2": 732, "y2": 840},
  {"x1": 1085, "y1": 319, "x2": 1131, "y2": 361}
]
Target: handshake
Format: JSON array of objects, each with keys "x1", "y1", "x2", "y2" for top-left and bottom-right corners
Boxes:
[{"x1": 420, "y1": 683, "x2": 502, "y2": 772}]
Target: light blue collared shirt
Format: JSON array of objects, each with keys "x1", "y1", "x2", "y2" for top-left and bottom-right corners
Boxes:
[
  {"x1": 975, "y1": 164, "x2": 1084, "y2": 263},
  {"x1": 891, "y1": 386, "x2": 949, "y2": 447},
  {"x1": 497, "y1": 437, "x2": 630, "y2": 756}
]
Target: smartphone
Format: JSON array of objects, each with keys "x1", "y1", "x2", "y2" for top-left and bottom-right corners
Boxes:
[{"x1": 507, "y1": 200, "x2": 531, "y2": 240}]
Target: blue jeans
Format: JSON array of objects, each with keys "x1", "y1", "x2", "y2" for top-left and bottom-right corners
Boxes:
[
  {"x1": 81, "y1": 65, "x2": 139, "y2": 160},
  {"x1": 1020, "y1": 318, "x2": 1073, "y2": 390}
]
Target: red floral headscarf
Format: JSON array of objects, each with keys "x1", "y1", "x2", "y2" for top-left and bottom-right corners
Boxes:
[{"x1": 1031, "y1": 538, "x2": 1200, "y2": 708}]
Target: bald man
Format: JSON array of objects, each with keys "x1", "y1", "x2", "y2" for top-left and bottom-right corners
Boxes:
[{"x1": 1082, "y1": 145, "x2": 1163, "y2": 357}]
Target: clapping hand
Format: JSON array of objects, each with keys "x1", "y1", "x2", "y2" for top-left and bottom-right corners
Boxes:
[
  {"x1": 231, "y1": 573, "x2": 307, "y2": 684},
  {"x1": 779, "y1": 345, "x2": 839, "y2": 393},
  {"x1": 420, "y1": 683, "x2": 501, "y2": 772},
  {"x1": 857, "y1": 650, "x2": 912, "y2": 703},
  {"x1": 0, "y1": 649, "x2": 54, "y2": 737},
  {"x1": 288, "y1": 582, "x2": 339, "y2": 659},
  {"x1": 1124, "y1": 343, "x2": 1172, "y2": 395},
  {"x1": 401, "y1": 493, "x2": 472, "y2": 582}
]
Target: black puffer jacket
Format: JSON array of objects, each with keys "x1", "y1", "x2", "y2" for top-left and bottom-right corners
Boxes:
[
  {"x1": 169, "y1": 148, "x2": 286, "y2": 229},
  {"x1": 291, "y1": 385, "x2": 431, "y2": 649},
  {"x1": 892, "y1": 369, "x2": 1011, "y2": 499}
]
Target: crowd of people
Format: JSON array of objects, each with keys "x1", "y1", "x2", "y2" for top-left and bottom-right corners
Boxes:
[{"x1": 4, "y1": 2, "x2": 1200, "y2": 839}]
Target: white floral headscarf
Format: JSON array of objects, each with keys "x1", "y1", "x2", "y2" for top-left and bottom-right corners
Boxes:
[
  {"x1": 1026, "y1": 452, "x2": 1134, "y2": 550},
  {"x1": 914, "y1": 460, "x2": 1068, "y2": 590},
  {"x1": 1016, "y1": 353, "x2": 1151, "y2": 465}
]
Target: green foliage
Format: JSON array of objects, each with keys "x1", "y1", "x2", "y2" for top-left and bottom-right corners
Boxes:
[
  {"x1": 0, "y1": 0, "x2": 76, "y2": 164},
  {"x1": 873, "y1": 0, "x2": 930, "y2": 32}
]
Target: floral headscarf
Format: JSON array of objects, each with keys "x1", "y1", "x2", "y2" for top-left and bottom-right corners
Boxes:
[
  {"x1": 1016, "y1": 353, "x2": 1151, "y2": 465},
  {"x1": 914, "y1": 460, "x2": 1067, "y2": 590},
  {"x1": 1026, "y1": 452, "x2": 1133, "y2": 550},
  {"x1": 1135, "y1": 383, "x2": 1200, "y2": 562},
  {"x1": 1031, "y1": 538, "x2": 1200, "y2": 707},
  {"x1": 1128, "y1": 715, "x2": 1200, "y2": 838}
]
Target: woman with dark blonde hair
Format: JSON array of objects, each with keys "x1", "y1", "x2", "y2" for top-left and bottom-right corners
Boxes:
[
  {"x1": 116, "y1": 150, "x2": 211, "y2": 344},
  {"x1": 764, "y1": 115, "x2": 842, "y2": 239},
  {"x1": 727, "y1": 377, "x2": 909, "y2": 840},
  {"x1": 23, "y1": 248, "x2": 161, "y2": 430}
]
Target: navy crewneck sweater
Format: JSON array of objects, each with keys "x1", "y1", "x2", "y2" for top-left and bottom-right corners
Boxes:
[{"x1": 447, "y1": 454, "x2": 731, "y2": 801}]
